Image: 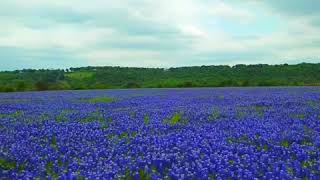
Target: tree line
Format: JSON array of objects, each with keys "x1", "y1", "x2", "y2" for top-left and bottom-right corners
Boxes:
[{"x1": 1, "y1": 63, "x2": 320, "y2": 92}]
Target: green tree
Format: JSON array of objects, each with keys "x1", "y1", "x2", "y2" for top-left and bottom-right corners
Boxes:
[
  {"x1": 16, "y1": 80, "x2": 26, "y2": 91},
  {"x1": 35, "y1": 80, "x2": 49, "y2": 91}
]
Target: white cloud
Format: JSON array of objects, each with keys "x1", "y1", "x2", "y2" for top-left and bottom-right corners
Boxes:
[
  {"x1": 79, "y1": 49, "x2": 168, "y2": 67},
  {"x1": 0, "y1": 24, "x2": 114, "y2": 49},
  {"x1": 0, "y1": 0, "x2": 319, "y2": 70},
  {"x1": 179, "y1": 25, "x2": 208, "y2": 37},
  {"x1": 210, "y1": 2, "x2": 254, "y2": 23}
]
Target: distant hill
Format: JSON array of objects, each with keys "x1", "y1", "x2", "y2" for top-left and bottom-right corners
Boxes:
[{"x1": 1, "y1": 63, "x2": 320, "y2": 92}]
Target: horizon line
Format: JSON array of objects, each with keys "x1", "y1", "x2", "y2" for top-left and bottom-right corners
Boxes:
[{"x1": 1, "y1": 61, "x2": 318, "y2": 72}]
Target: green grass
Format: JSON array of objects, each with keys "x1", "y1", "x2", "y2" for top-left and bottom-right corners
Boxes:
[
  {"x1": 0, "y1": 158, "x2": 16, "y2": 170},
  {"x1": 164, "y1": 112, "x2": 182, "y2": 125},
  {"x1": 290, "y1": 113, "x2": 306, "y2": 119},
  {"x1": 125, "y1": 169, "x2": 131, "y2": 180},
  {"x1": 129, "y1": 111, "x2": 136, "y2": 118},
  {"x1": 0, "y1": 110, "x2": 24, "y2": 119},
  {"x1": 82, "y1": 109, "x2": 104, "y2": 123},
  {"x1": 45, "y1": 161, "x2": 59, "y2": 179},
  {"x1": 119, "y1": 132, "x2": 129, "y2": 139},
  {"x1": 307, "y1": 100, "x2": 318, "y2": 108},
  {"x1": 287, "y1": 167, "x2": 294, "y2": 174},
  {"x1": 18, "y1": 162, "x2": 26, "y2": 172},
  {"x1": 280, "y1": 140, "x2": 290, "y2": 148},
  {"x1": 235, "y1": 106, "x2": 246, "y2": 119},
  {"x1": 143, "y1": 114, "x2": 150, "y2": 125},
  {"x1": 301, "y1": 160, "x2": 317, "y2": 168},
  {"x1": 123, "y1": 169, "x2": 150, "y2": 180},
  {"x1": 235, "y1": 104, "x2": 269, "y2": 119},
  {"x1": 50, "y1": 136, "x2": 57, "y2": 149},
  {"x1": 208, "y1": 173, "x2": 217, "y2": 180},
  {"x1": 139, "y1": 169, "x2": 151, "y2": 180},
  {"x1": 252, "y1": 105, "x2": 266, "y2": 117},
  {"x1": 209, "y1": 107, "x2": 220, "y2": 121},
  {"x1": 89, "y1": 97, "x2": 115, "y2": 103},
  {"x1": 100, "y1": 117, "x2": 113, "y2": 129},
  {"x1": 55, "y1": 109, "x2": 77, "y2": 122},
  {"x1": 77, "y1": 176, "x2": 85, "y2": 180}
]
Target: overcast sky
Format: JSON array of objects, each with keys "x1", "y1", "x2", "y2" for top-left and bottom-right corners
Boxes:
[{"x1": 0, "y1": 0, "x2": 319, "y2": 70}]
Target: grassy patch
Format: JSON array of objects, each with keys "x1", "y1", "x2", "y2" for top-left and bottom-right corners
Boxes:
[
  {"x1": 89, "y1": 97, "x2": 115, "y2": 103},
  {"x1": 280, "y1": 140, "x2": 290, "y2": 148},
  {"x1": 301, "y1": 159, "x2": 317, "y2": 169},
  {"x1": 13, "y1": 110, "x2": 23, "y2": 118},
  {"x1": 170, "y1": 113, "x2": 182, "y2": 125},
  {"x1": 287, "y1": 167, "x2": 294, "y2": 174},
  {"x1": 164, "y1": 112, "x2": 183, "y2": 125},
  {"x1": 82, "y1": 109, "x2": 104, "y2": 123},
  {"x1": 50, "y1": 136, "x2": 57, "y2": 149},
  {"x1": 307, "y1": 100, "x2": 318, "y2": 108},
  {"x1": 129, "y1": 111, "x2": 136, "y2": 118},
  {"x1": 40, "y1": 113, "x2": 49, "y2": 121},
  {"x1": 123, "y1": 169, "x2": 150, "y2": 180},
  {"x1": 236, "y1": 106, "x2": 246, "y2": 119},
  {"x1": 119, "y1": 132, "x2": 129, "y2": 139},
  {"x1": 290, "y1": 113, "x2": 306, "y2": 119},
  {"x1": 77, "y1": 176, "x2": 86, "y2": 180},
  {"x1": 55, "y1": 109, "x2": 77, "y2": 122},
  {"x1": 0, "y1": 157, "x2": 16, "y2": 170},
  {"x1": 252, "y1": 105, "x2": 266, "y2": 117},
  {"x1": 209, "y1": 107, "x2": 220, "y2": 121},
  {"x1": 18, "y1": 162, "x2": 26, "y2": 172},
  {"x1": 217, "y1": 95, "x2": 224, "y2": 99},
  {"x1": 125, "y1": 169, "x2": 131, "y2": 180},
  {"x1": 236, "y1": 104, "x2": 269, "y2": 119},
  {"x1": 0, "y1": 110, "x2": 24, "y2": 119},
  {"x1": 208, "y1": 173, "x2": 217, "y2": 180},
  {"x1": 139, "y1": 169, "x2": 151, "y2": 180},
  {"x1": 102, "y1": 117, "x2": 113, "y2": 129},
  {"x1": 143, "y1": 114, "x2": 150, "y2": 125},
  {"x1": 45, "y1": 161, "x2": 59, "y2": 179}
]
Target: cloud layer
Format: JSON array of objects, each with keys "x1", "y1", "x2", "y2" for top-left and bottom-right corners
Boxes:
[{"x1": 0, "y1": 0, "x2": 319, "y2": 70}]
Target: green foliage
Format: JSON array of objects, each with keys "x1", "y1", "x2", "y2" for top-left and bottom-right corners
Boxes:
[
  {"x1": 290, "y1": 113, "x2": 306, "y2": 119},
  {"x1": 125, "y1": 82, "x2": 141, "y2": 88},
  {"x1": 139, "y1": 169, "x2": 151, "y2": 180},
  {"x1": 280, "y1": 140, "x2": 290, "y2": 148},
  {"x1": 15, "y1": 80, "x2": 26, "y2": 91},
  {"x1": 77, "y1": 176, "x2": 86, "y2": 180},
  {"x1": 119, "y1": 132, "x2": 129, "y2": 139},
  {"x1": 35, "y1": 80, "x2": 49, "y2": 91},
  {"x1": 18, "y1": 162, "x2": 26, "y2": 172},
  {"x1": 209, "y1": 107, "x2": 220, "y2": 120},
  {"x1": 45, "y1": 161, "x2": 59, "y2": 179},
  {"x1": 1, "y1": 63, "x2": 320, "y2": 92},
  {"x1": 50, "y1": 136, "x2": 57, "y2": 149},
  {"x1": 89, "y1": 97, "x2": 115, "y2": 103},
  {"x1": 0, "y1": 158, "x2": 16, "y2": 170},
  {"x1": 65, "y1": 71, "x2": 94, "y2": 79},
  {"x1": 123, "y1": 169, "x2": 150, "y2": 180},
  {"x1": 125, "y1": 169, "x2": 131, "y2": 180},
  {"x1": 252, "y1": 105, "x2": 266, "y2": 117},
  {"x1": 49, "y1": 81, "x2": 71, "y2": 90},
  {"x1": 236, "y1": 106, "x2": 246, "y2": 119},
  {"x1": 3, "y1": 86, "x2": 15, "y2": 92},
  {"x1": 82, "y1": 110, "x2": 104, "y2": 123},
  {"x1": 143, "y1": 114, "x2": 150, "y2": 125},
  {"x1": 164, "y1": 112, "x2": 182, "y2": 125}
]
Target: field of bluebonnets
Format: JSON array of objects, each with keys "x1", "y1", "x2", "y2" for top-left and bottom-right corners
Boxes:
[{"x1": 1, "y1": 87, "x2": 320, "y2": 179}]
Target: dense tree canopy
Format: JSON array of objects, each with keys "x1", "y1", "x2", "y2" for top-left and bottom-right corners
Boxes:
[{"x1": 0, "y1": 63, "x2": 319, "y2": 92}]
